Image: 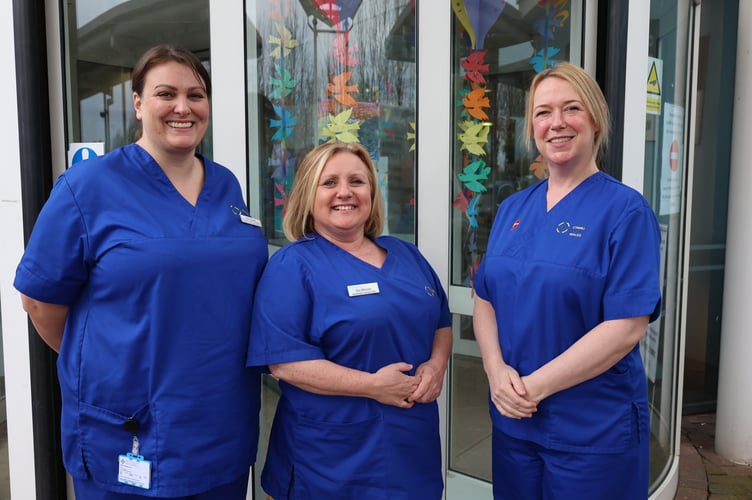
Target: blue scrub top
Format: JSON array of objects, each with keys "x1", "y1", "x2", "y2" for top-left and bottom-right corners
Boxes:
[
  {"x1": 248, "y1": 234, "x2": 450, "y2": 499},
  {"x1": 14, "y1": 144, "x2": 268, "y2": 496},
  {"x1": 474, "y1": 171, "x2": 662, "y2": 453}
]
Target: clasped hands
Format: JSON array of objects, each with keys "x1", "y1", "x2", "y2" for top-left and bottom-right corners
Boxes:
[
  {"x1": 372, "y1": 361, "x2": 445, "y2": 408},
  {"x1": 488, "y1": 362, "x2": 542, "y2": 419}
]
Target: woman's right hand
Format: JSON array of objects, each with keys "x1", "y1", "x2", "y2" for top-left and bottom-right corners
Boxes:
[
  {"x1": 370, "y1": 362, "x2": 420, "y2": 408},
  {"x1": 487, "y1": 362, "x2": 537, "y2": 419}
]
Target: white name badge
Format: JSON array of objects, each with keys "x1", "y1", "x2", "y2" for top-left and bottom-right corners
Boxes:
[
  {"x1": 118, "y1": 453, "x2": 151, "y2": 489},
  {"x1": 347, "y1": 282, "x2": 380, "y2": 297},
  {"x1": 240, "y1": 214, "x2": 262, "y2": 227}
]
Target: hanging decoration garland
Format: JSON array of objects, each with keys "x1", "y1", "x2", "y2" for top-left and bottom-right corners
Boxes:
[
  {"x1": 266, "y1": 0, "x2": 299, "y2": 229},
  {"x1": 318, "y1": 5, "x2": 363, "y2": 146},
  {"x1": 451, "y1": 0, "x2": 571, "y2": 288},
  {"x1": 451, "y1": 0, "x2": 504, "y2": 287},
  {"x1": 531, "y1": 0, "x2": 568, "y2": 72},
  {"x1": 529, "y1": 0, "x2": 570, "y2": 177}
]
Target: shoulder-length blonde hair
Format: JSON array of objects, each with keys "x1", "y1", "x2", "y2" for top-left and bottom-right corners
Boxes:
[
  {"x1": 523, "y1": 62, "x2": 610, "y2": 164},
  {"x1": 283, "y1": 142, "x2": 385, "y2": 242}
]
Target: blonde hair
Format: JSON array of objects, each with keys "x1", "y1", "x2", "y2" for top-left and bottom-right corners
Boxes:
[
  {"x1": 523, "y1": 62, "x2": 610, "y2": 162},
  {"x1": 283, "y1": 142, "x2": 385, "y2": 242}
]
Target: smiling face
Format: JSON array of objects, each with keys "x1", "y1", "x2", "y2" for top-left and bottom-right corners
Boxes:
[
  {"x1": 312, "y1": 151, "x2": 373, "y2": 243},
  {"x1": 133, "y1": 61, "x2": 209, "y2": 158},
  {"x1": 531, "y1": 76, "x2": 598, "y2": 170}
]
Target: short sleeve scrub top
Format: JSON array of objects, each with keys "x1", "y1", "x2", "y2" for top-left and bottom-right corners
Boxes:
[
  {"x1": 248, "y1": 234, "x2": 451, "y2": 500},
  {"x1": 14, "y1": 144, "x2": 269, "y2": 496},
  {"x1": 474, "y1": 172, "x2": 662, "y2": 454}
]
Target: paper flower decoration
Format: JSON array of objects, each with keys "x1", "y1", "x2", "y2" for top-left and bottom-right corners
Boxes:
[
  {"x1": 321, "y1": 108, "x2": 360, "y2": 143},
  {"x1": 461, "y1": 50, "x2": 489, "y2": 84},
  {"x1": 269, "y1": 22, "x2": 298, "y2": 59},
  {"x1": 270, "y1": 104, "x2": 297, "y2": 141},
  {"x1": 269, "y1": 64, "x2": 296, "y2": 99},
  {"x1": 458, "y1": 158, "x2": 490, "y2": 192},
  {"x1": 327, "y1": 71, "x2": 359, "y2": 107},
  {"x1": 407, "y1": 121, "x2": 416, "y2": 151},
  {"x1": 462, "y1": 86, "x2": 491, "y2": 121},
  {"x1": 458, "y1": 120, "x2": 490, "y2": 155}
]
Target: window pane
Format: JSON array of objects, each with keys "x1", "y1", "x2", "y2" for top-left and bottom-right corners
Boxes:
[
  {"x1": 450, "y1": 1, "x2": 581, "y2": 288},
  {"x1": 641, "y1": 0, "x2": 693, "y2": 492},
  {"x1": 448, "y1": 1, "x2": 582, "y2": 486},
  {"x1": 449, "y1": 315, "x2": 492, "y2": 482},
  {"x1": 63, "y1": 0, "x2": 211, "y2": 155},
  {"x1": 247, "y1": 0, "x2": 417, "y2": 247}
]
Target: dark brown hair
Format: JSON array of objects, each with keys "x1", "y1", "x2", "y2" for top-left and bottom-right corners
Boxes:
[{"x1": 131, "y1": 45, "x2": 211, "y2": 97}]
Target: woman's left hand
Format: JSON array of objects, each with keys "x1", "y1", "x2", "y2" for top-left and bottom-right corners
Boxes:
[
  {"x1": 407, "y1": 328, "x2": 452, "y2": 404},
  {"x1": 407, "y1": 360, "x2": 446, "y2": 403}
]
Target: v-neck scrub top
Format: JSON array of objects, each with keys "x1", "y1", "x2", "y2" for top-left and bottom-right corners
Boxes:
[
  {"x1": 474, "y1": 171, "x2": 661, "y2": 453},
  {"x1": 247, "y1": 234, "x2": 451, "y2": 499},
  {"x1": 14, "y1": 144, "x2": 268, "y2": 496}
]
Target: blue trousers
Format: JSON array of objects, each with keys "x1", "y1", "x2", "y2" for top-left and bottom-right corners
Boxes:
[
  {"x1": 491, "y1": 430, "x2": 648, "y2": 500},
  {"x1": 73, "y1": 472, "x2": 249, "y2": 500}
]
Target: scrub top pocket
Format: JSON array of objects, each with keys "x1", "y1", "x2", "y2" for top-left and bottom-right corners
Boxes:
[
  {"x1": 292, "y1": 414, "x2": 386, "y2": 498},
  {"x1": 548, "y1": 387, "x2": 631, "y2": 453},
  {"x1": 78, "y1": 401, "x2": 157, "y2": 488}
]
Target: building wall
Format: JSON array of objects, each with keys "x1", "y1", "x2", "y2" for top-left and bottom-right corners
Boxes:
[{"x1": 0, "y1": 1, "x2": 38, "y2": 497}]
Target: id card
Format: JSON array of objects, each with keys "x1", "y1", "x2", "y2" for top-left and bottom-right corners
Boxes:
[{"x1": 118, "y1": 453, "x2": 151, "y2": 489}]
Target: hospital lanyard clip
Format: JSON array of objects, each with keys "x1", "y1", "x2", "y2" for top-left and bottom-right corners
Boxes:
[
  {"x1": 118, "y1": 418, "x2": 152, "y2": 489},
  {"x1": 231, "y1": 204, "x2": 262, "y2": 227}
]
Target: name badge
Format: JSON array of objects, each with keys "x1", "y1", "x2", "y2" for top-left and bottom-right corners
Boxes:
[
  {"x1": 231, "y1": 205, "x2": 262, "y2": 227},
  {"x1": 240, "y1": 214, "x2": 262, "y2": 227},
  {"x1": 118, "y1": 453, "x2": 151, "y2": 489},
  {"x1": 347, "y1": 282, "x2": 380, "y2": 297}
]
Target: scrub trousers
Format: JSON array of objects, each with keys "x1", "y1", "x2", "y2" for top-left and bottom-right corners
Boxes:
[
  {"x1": 491, "y1": 429, "x2": 648, "y2": 500},
  {"x1": 72, "y1": 472, "x2": 249, "y2": 500}
]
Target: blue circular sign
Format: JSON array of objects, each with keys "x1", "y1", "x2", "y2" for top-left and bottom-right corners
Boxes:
[{"x1": 71, "y1": 147, "x2": 99, "y2": 164}]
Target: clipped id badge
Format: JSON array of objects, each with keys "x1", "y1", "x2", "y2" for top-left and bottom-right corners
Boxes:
[
  {"x1": 118, "y1": 452, "x2": 151, "y2": 489},
  {"x1": 118, "y1": 427, "x2": 151, "y2": 489}
]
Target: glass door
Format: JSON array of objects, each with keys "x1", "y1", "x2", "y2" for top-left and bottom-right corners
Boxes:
[
  {"x1": 640, "y1": 1, "x2": 693, "y2": 493},
  {"x1": 58, "y1": 1, "x2": 251, "y2": 497},
  {"x1": 244, "y1": 2, "x2": 419, "y2": 498},
  {"x1": 62, "y1": 0, "x2": 212, "y2": 156},
  {"x1": 681, "y1": 0, "x2": 736, "y2": 415},
  {"x1": 446, "y1": 1, "x2": 584, "y2": 497}
]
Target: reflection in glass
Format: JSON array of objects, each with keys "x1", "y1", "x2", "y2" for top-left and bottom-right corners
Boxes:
[
  {"x1": 681, "y1": 0, "x2": 736, "y2": 415},
  {"x1": 449, "y1": 315, "x2": 491, "y2": 482},
  {"x1": 63, "y1": 0, "x2": 211, "y2": 155},
  {"x1": 641, "y1": 1, "x2": 691, "y2": 491}
]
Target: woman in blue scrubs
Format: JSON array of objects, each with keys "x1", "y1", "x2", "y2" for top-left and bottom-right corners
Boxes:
[
  {"x1": 14, "y1": 46, "x2": 268, "y2": 499},
  {"x1": 247, "y1": 142, "x2": 452, "y2": 499},
  {"x1": 473, "y1": 62, "x2": 662, "y2": 500}
]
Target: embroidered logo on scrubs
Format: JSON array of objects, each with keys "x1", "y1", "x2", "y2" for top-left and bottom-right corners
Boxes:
[
  {"x1": 556, "y1": 221, "x2": 586, "y2": 237},
  {"x1": 511, "y1": 219, "x2": 521, "y2": 230},
  {"x1": 424, "y1": 285, "x2": 436, "y2": 297}
]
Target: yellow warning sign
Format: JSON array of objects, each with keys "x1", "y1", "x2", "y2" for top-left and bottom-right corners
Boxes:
[
  {"x1": 646, "y1": 57, "x2": 663, "y2": 116},
  {"x1": 647, "y1": 62, "x2": 661, "y2": 95}
]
